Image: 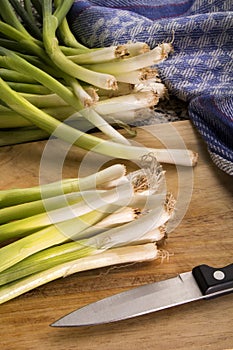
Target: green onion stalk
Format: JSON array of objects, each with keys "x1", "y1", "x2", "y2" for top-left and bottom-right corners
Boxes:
[
  {"x1": 0, "y1": 127, "x2": 50, "y2": 146},
  {"x1": 0, "y1": 207, "x2": 109, "y2": 273},
  {"x1": 0, "y1": 48, "x2": 130, "y2": 144},
  {"x1": 0, "y1": 163, "x2": 126, "y2": 208},
  {"x1": 0, "y1": 159, "x2": 172, "y2": 303},
  {"x1": 0, "y1": 181, "x2": 135, "y2": 241},
  {"x1": 0, "y1": 91, "x2": 159, "y2": 130},
  {"x1": 42, "y1": 0, "x2": 118, "y2": 89},
  {"x1": 0, "y1": 207, "x2": 143, "y2": 286},
  {"x1": 0, "y1": 76, "x2": 197, "y2": 166},
  {"x1": 0, "y1": 0, "x2": 198, "y2": 167},
  {"x1": 0, "y1": 243, "x2": 159, "y2": 305}
]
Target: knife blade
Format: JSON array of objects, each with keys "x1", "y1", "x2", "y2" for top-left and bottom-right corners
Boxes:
[{"x1": 51, "y1": 263, "x2": 233, "y2": 327}]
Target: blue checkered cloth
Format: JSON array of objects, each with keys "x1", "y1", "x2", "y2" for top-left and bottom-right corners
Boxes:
[{"x1": 68, "y1": 0, "x2": 233, "y2": 175}]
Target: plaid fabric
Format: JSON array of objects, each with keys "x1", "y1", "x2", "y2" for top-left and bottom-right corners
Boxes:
[{"x1": 68, "y1": 0, "x2": 233, "y2": 175}]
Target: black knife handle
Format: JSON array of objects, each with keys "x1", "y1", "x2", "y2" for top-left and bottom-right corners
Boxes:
[{"x1": 192, "y1": 263, "x2": 233, "y2": 296}]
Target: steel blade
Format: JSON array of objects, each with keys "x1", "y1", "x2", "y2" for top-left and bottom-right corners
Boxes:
[{"x1": 51, "y1": 271, "x2": 204, "y2": 327}]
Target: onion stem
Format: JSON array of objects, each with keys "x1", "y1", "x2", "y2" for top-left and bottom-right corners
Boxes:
[
  {"x1": 0, "y1": 48, "x2": 128, "y2": 143},
  {"x1": 84, "y1": 44, "x2": 173, "y2": 75},
  {"x1": 1, "y1": 0, "x2": 34, "y2": 38},
  {"x1": 42, "y1": 2, "x2": 118, "y2": 90},
  {"x1": 0, "y1": 208, "x2": 107, "y2": 272},
  {"x1": 0, "y1": 164, "x2": 126, "y2": 207},
  {"x1": 0, "y1": 181, "x2": 134, "y2": 241},
  {"x1": 0, "y1": 77, "x2": 197, "y2": 166},
  {"x1": 0, "y1": 243, "x2": 158, "y2": 304}
]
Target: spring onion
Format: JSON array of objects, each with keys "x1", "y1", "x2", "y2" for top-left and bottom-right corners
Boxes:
[
  {"x1": 0, "y1": 243, "x2": 159, "y2": 304},
  {"x1": 0, "y1": 0, "x2": 197, "y2": 166},
  {"x1": 0, "y1": 163, "x2": 126, "y2": 207},
  {"x1": 0, "y1": 157, "x2": 175, "y2": 303},
  {"x1": 0, "y1": 1, "x2": 198, "y2": 305}
]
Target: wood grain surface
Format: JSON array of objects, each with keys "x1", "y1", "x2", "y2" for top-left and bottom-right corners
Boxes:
[{"x1": 0, "y1": 121, "x2": 232, "y2": 350}]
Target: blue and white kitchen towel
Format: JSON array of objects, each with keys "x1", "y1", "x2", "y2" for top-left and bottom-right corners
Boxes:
[{"x1": 68, "y1": 0, "x2": 233, "y2": 175}]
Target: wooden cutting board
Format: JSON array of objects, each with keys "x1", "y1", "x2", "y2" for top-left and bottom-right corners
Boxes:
[{"x1": 0, "y1": 121, "x2": 232, "y2": 350}]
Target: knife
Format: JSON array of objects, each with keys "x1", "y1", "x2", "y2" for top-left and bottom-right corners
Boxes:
[{"x1": 51, "y1": 263, "x2": 233, "y2": 327}]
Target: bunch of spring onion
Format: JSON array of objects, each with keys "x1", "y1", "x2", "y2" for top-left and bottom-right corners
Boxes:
[
  {"x1": 0, "y1": 156, "x2": 175, "y2": 304},
  {"x1": 0, "y1": 0, "x2": 198, "y2": 166}
]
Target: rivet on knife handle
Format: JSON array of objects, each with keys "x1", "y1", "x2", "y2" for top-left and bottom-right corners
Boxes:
[{"x1": 192, "y1": 263, "x2": 233, "y2": 295}]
